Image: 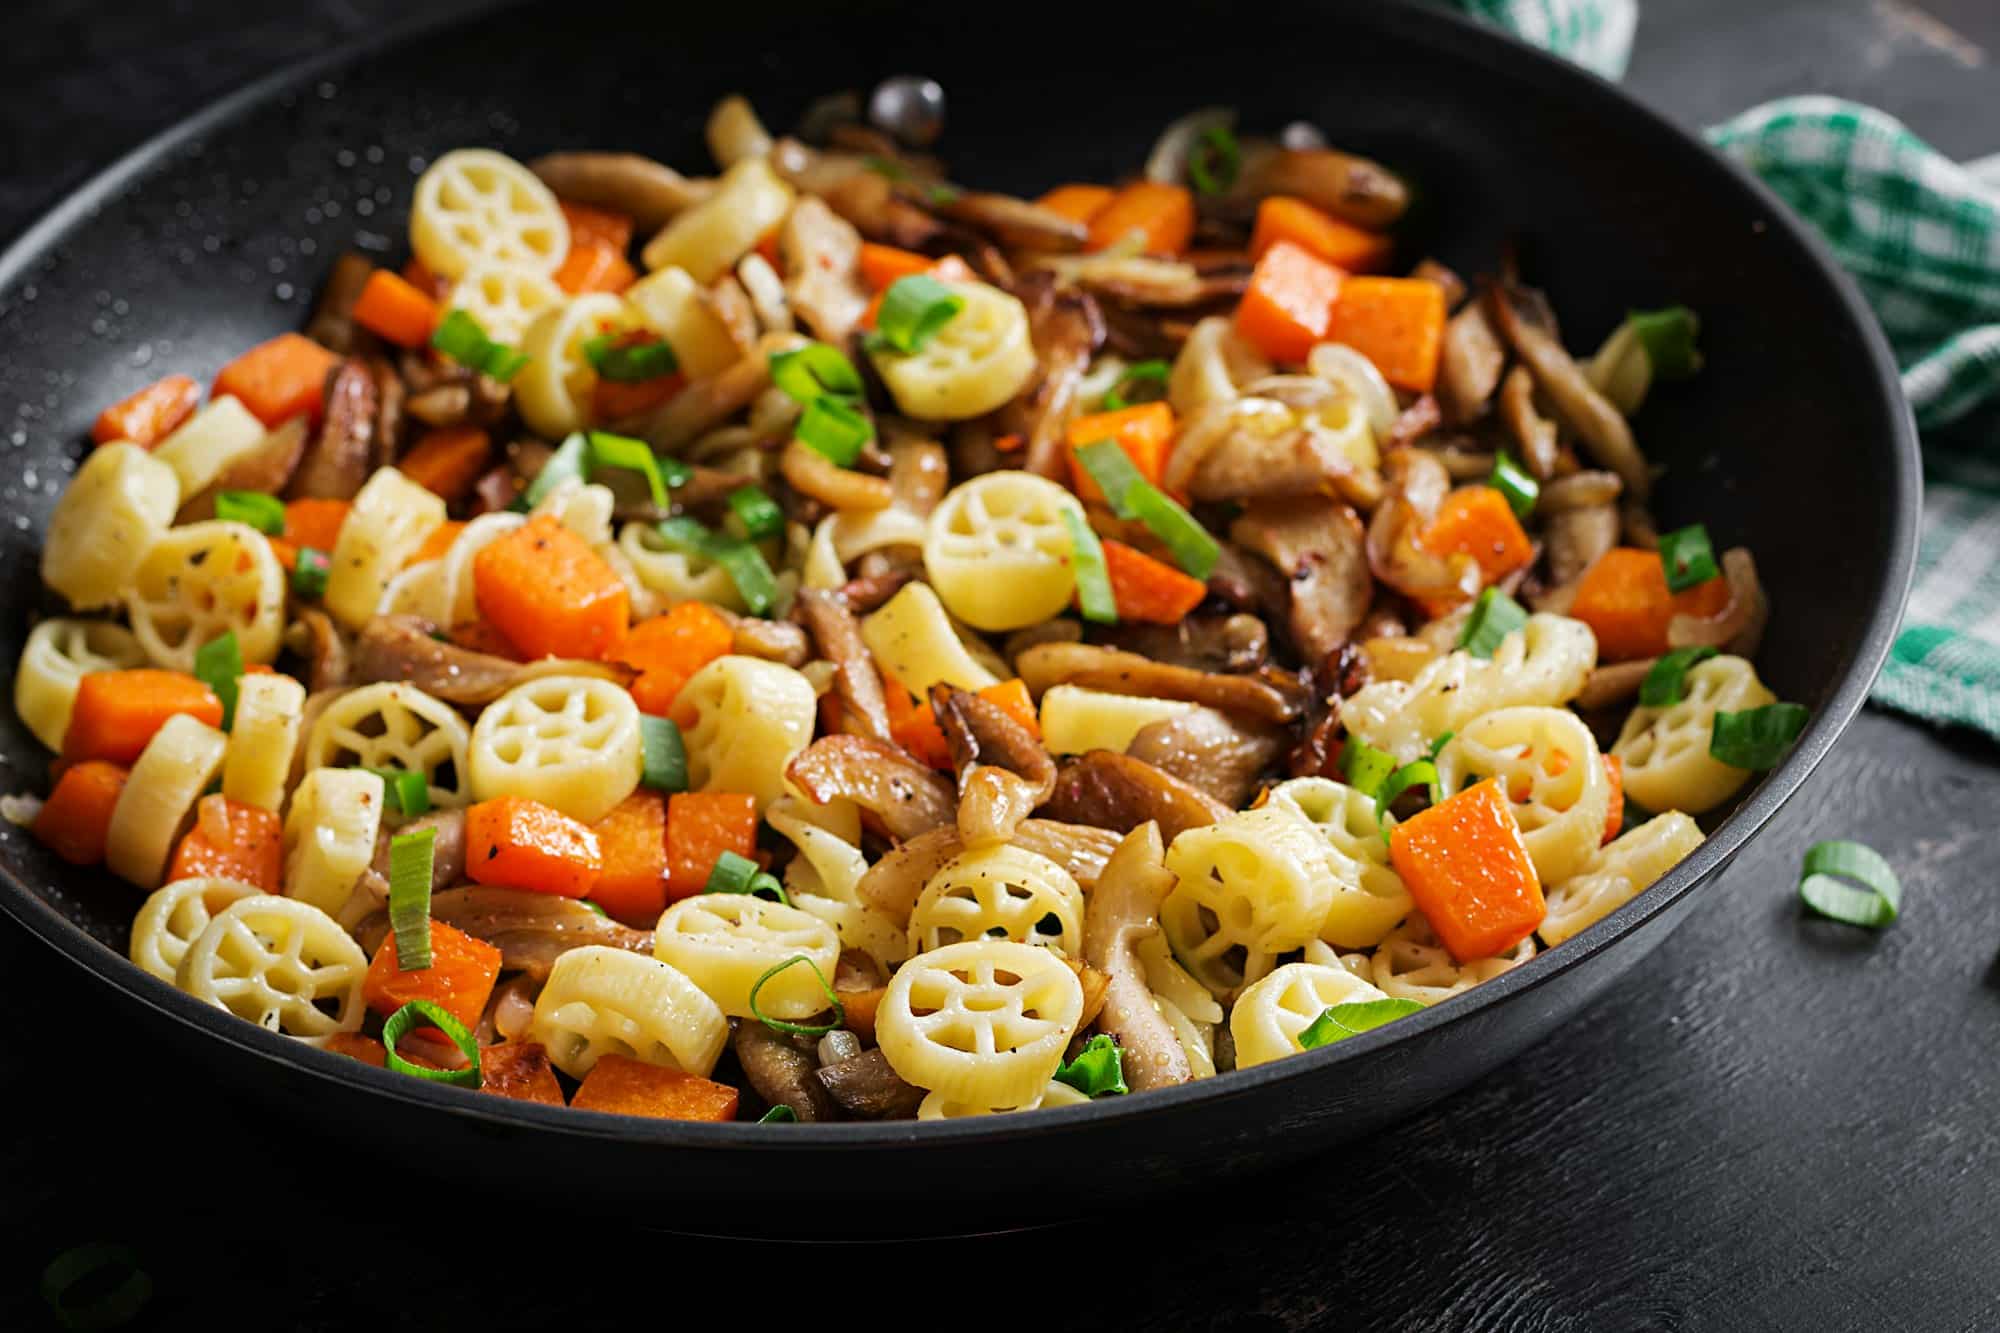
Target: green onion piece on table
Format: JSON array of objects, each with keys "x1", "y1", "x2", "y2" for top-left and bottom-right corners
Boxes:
[{"x1": 1798, "y1": 839, "x2": 1901, "y2": 928}]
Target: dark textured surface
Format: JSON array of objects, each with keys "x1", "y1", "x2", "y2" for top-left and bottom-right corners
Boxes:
[{"x1": 0, "y1": 1, "x2": 1994, "y2": 1327}]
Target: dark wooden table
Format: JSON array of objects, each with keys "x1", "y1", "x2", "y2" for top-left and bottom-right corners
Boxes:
[{"x1": 4, "y1": 2, "x2": 1998, "y2": 1328}]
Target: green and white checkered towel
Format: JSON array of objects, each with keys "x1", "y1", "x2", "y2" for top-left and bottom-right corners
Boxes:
[{"x1": 1453, "y1": 0, "x2": 2000, "y2": 736}]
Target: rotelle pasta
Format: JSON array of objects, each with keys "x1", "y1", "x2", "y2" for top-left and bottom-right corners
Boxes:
[{"x1": 15, "y1": 82, "x2": 1802, "y2": 1125}]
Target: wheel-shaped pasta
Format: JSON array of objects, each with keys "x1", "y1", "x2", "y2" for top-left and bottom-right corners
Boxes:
[
  {"x1": 652, "y1": 895, "x2": 841, "y2": 1019},
  {"x1": 640, "y1": 154, "x2": 794, "y2": 283},
  {"x1": 1138, "y1": 931, "x2": 1222, "y2": 1079},
  {"x1": 917, "y1": 1080, "x2": 1092, "y2": 1119},
  {"x1": 438, "y1": 511, "x2": 525, "y2": 625},
  {"x1": 514, "y1": 293, "x2": 631, "y2": 440},
  {"x1": 151, "y1": 396, "x2": 267, "y2": 498},
  {"x1": 1167, "y1": 314, "x2": 1272, "y2": 418},
  {"x1": 1613, "y1": 655, "x2": 1776, "y2": 815},
  {"x1": 623, "y1": 266, "x2": 741, "y2": 380},
  {"x1": 1037, "y1": 686, "x2": 1203, "y2": 757},
  {"x1": 672, "y1": 656, "x2": 816, "y2": 812},
  {"x1": 304, "y1": 682, "x2": 472, "y2": 810},
  {"x1": 907, "y1": 844, "x2": 1085, "y2": 955},
  {"x1": 409, "y1": 147, "x2": 569, "y2": 281},
  {"x1": 1540, "y1": 812, "x2": 1704, "y2": 946},
  {"x1": 281, "y1": 768, "x2": 384, "y2": 916},
  {"x1": 922, "y1": 471, "x2": 1085, "y2": 631},
  {"x1": 1160, "y1": 806, "x2": 1338, "y2": 998},
  {"x1": 618, "y1": 521, "x2": 745, "y2": 611},
  {"x1": 40, "y1": 442, "x2": 178, "y2": 611},
  {"x1": 222, "y1": 672, "x2": 305, "y2": 813},
  {"x1": 446, "y1": 260, "x2": 565, "y2": 343},
  {"x1": 1231, "y1": 962, "x2": 1394, "y2": 1069},
  {"x1": 1341, "y1": 613, "x2": 1598, "y2": 763},
  {"x1": 123, "y1": 519, "x2": 285, "y2": 671},
  {"x1": 1433, "y1": 707, "x2": 1613, "y2": 886},
  {"x1": 1265, "y1": 777, "x2": 1414, "y2": 949},
  {"x1": 14, "y1": 618, "x2": 145, "y2": 751},
  {"x1": 870, "y1": 281, "x2": 1036, "y2": 421},
  {"x1": 104, "y1": 713, "x2": 227, "y2": 889},
  {"x1": 175, "y1": 894, "x2": 367, "y2": 1040},
  {"x1": 1370, "y1": 912, "x2": 1537, "y2": 1005},
  {"x1": 376, "y1": 558, "x2": 448, "y2": 621},
  {"x1": 466, "y1": 674, "x2": 643, "y2": 824},
  {"x1": 529, "y1": 945, "x2": 728, "y2": 1078},
  {"x1": 324, "y1": 467, "x2": 447, "y2": 630},
  {"x1": 859, "y1": 581, "x2": 1001, "y2": 695},
  {"x1": 874, "y1": 939, "x2": 1085, "y2": 1108},
  {"x1": 129, "y1": 877, "x2": 260, "y2": 983}
]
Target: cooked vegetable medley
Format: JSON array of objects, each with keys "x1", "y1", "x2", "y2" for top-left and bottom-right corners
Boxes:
[{"x1": 14, "y1": 87, "x2": 1806, "y2": 1122}]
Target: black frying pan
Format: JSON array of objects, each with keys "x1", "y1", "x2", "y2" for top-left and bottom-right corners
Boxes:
[{"x1": 0, "y1": 0, "x2": 1917, "y2": 1237}]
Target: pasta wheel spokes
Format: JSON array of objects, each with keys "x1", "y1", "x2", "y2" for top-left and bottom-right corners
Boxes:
[
  {"x1": 125, "y1": 520, "x2": 285, "y2": 670},
  {"x1": 652, "y1": 895, "x2": 841, "y2": 1019},
  {"x1": 1161, "y1": 806, "x2": 1337, "y2": 999},
  {"x1": 410, "y1": 148, "x2": 569, "y2": 280},
  {"x1": 15, "y1": 618, "x2": 145, "y2": 751},
  {"x1": 876, "y1": 940, "x2": 1084, "y2": 1107},
  {"x1": 909, "y1": 844, "x2": 1084, "y2": 955},
  {"x1": 1433, "y1": 707, "x2": 1611, "y2": 886},
  {"x1": 176, "y1": 896, "x2": 367, "y2": 1041},
  {"x1": 306, "y1": 683, "x2": 473, "y2": 810},
  {"x1": 1230, "y1": 961, "x2": 1393, "y2": 1068},
  {"x1": 1370, "y1": 912, "x2": 1537, "y2": 1005},
  {"x1": 922, "y1": 472, "x2": 1084, "y2": 632},
  {"x1": 1265, "y1": 777, "x2": 1414, "y2": 949},
  {"x1": 1613, "y1": 655, "x2": 1775, "y2": 815},
  {"x1": 129, "y1": 877, "x2": 259, "y2": 983}
]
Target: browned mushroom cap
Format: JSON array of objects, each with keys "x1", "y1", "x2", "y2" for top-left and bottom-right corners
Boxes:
[
  {"x1": 370, "y1": 809, "x2": 466, "y2": 891},
  {"x1": 1232, "y1": 145, "x2": 1410, "y2": 229},
  {"x1": 288, "y1": 357, "x2": 378, "y2": 500},
  {"x1": 1028, "y1": 252, "x2": 1241, "y2": 309},
  {"x1": 1542, "y1": 499, "x2": 1620, "y2": 590},
  {"x1": 991, "y1": 272, "x2": 1105, "y2": 480},
  {"x1": 785, "y1": 735, "x2": 957, "y2": 843},
  {"x1": 1096, "y1": 613, "x2": 1270, "y2": 675},
  {"x1": 1488, "y1": 283, "x2": 1650, "y2": 498},
  {"x1": 729, "y1": 615, "x2": 810, "y2": 668},
  {"x1": 1575, "y1": 658, "x2": 1654, "y2": 710},
  {"x1": 1083, "y1": 822, "x2": 1192, "y2": 1092},
  {"x1": 369, "y1": 356, "x2": 405, "y2": 466},
  {"x1": 778, "y1": 195, "x2": 870, "y2": 344},
  {"x1": 933, "y1": 683, "x2": 1058, "y2": 847},
  {"x1": 782, "y1": 438, "x2": 893, "y2": 511},
  {"x1": 855, "y1": 819, "x2": 1124, "y2": 924},
  {"x1": 936, "y1": 190, "x2": 1087, "y2": 251},
  {"x1": 356, "y1": 886, "x2": 653, "y2": 981},
  {"x1": 1169, "y1": 393, "x2": 1377, "y2": 509},
  {"x1": 635, "y1": 336, "x2": 779, "y2": 450},
  {"x1": 528, "y1": 152, "x2": 714, "y2": 233},
  {"x1": 1410, "y1": 258, "x2": 1468, "y2": 310},
  {"x1": 1229, "y1": 495, "x2": 1372, "y2": 664},
  {"x1": 1042, "y1": 749, "x2": 1229, "y2": 844},
  {"x1": 351, "y1": 615, "x2": 632, "y2": 706},
  {"x1": 1015, "y1": 641, "x2": 1306, "y2": 724},
  {"x1": 1497, "y1": 365, "x2": 1558, "y2": 479},
  {"x1": 292, "y1": 608, "x2": 351, "y2": 692},
  {"x1": 816, "y1": 1048, "x2": 926, "y2": 1119},
  {"x1": 797, "y1": 588, "x2": 893, "y2": 745},
  {"x1": 305, "y1": 251, "x2": 376, "y2": 355},
  {"x1": 733, "y1": 1022, "x2": 836, "y2": 1122},
  {"x1": 1126, "y1": 707, "x2": 1287, "y2": 810},
  {"x1": 176, "y1": 418, "x2": 309, "y2": 523},
  {"x1": 1436, "y1": 300, "x2": 1506, "y2": 425},
  {"x1": 814, "y1": 167, "x2": 946, "y2": 250}
]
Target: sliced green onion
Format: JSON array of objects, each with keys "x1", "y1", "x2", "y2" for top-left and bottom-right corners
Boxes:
[
  {"x1": 366, "y1": 766, "x2": 431, "y2": 818},
  {"x1": 795, "y1": 395, "x2": 873, "y2": 467},
  {"x1": 215, "y1": 489, "x2": 286, "y2": 535},
  {"x1": 1798, "y1": 839, "x2": 1900, "y2": 928},
  {"x1": 1640, "y1": 646, "x2": 1719, "y2": 707},
  {"x1": 748, "y1": 954, "x2": 845, "y2": 1037},
  {"x1": 870, "y1": 274, "x2": 965, "y2": 355},
  {"x1": 386, "y1": 826, "x2": 436, "y2": 972},
  {"x1": 747, "y1": 871, "x2": 791, "y2": 906},
  {"x1": 705, "y1": 850, "x2": 759, "y2": 895},
  {"x1": 769, "y1": 343, "x2": 865, "y2": 405},
  {"x1": 1658, "y1": 523, "x2": 1720, "y2": 593},
  {"x1": 1710, "y1": 703, "x2": 1808, "y2": 770},
  {"x1": 639, "y1": 714, "x2": 688, "y2": 792},
  {"x1": 1075, "y1": 439, "x2": 1146, "y2": 519},
  {"x1": 1376, "y1": 759, "x2": 1441, "y2": 840},
  {"x1": 1100, "y1": 359, "x2": 1170, "y2": 412},
  {"x1": 1187, "y1": 125, "x2": 1242, "y2": 197},
  {"x1": 431, "y1": 308, "x2": 529, "y2": 383},
  {"x1": 1340, "y1": 738, "x2": 1397, "y2": 799},
  {"x1": 727, "y1": 485, "x2": 785, "y2": 541},
  {"x1": 655, "y1": 517, "x2": 780, "y2": 615},
  {"x1": 41, "y1": 1243, "x2": 152, "y2": 1332},
  {"x1": 861, "y1": 154, "x2": 910, "y2": 182},
  {"x1": 1458, "y1": 586, "x2": 1529, "y2": 658},
  {"x1": 1629, "y1": 305, "x2": 1703, "y2": 380},
  {"x1": 1427, "y1": 730, "x2": 1456, "y2": 762},
  {"x1": 1053, "y1": 1033, "x2": 1128, "y2": 1097},
  {"x1": 519, "y1": 431, "x2": 588, "y2": 510},
  {"x1": 290, "y1": 547, "x2": 331, "y2": 599},
  {"x1": 1062, "y1": 508, "x2": 1117, "y2": 624},
  {"x1": 580, "y1": 899, "x2": 607, "y2": 917},
  {"x1": 193, "y1": 631, "x2": 243, "y2": 731},
  {"x1": 382, "y1": 998, "x2": 481, "y2": 1088},
  {"x1": 758, "y1": 1104, "x2": 798, "y2": 1123},
  {"x1": 1297, "y1": 997, "x2": 1426, "y2": 1050},
  {"x1": 587, "y1": 430, "x2": 670, "y2": 508},
  {"x1": 1128, "y1": 481, "x2": 1219, "y2": 580},
  {"x1": 582, "y1": 331, "x2": 678, "y2": 382},
  {"x1": 1488, "y1": 450, "x2": 1539, "y2": 520}
]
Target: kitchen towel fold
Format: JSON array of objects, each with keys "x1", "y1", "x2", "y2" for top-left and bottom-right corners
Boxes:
[{"x1": 1453, "y1": 0, "x2": 2000, "y2": 736}]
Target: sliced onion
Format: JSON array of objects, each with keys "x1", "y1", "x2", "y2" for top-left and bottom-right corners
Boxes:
[
  {"x1": 1145, "y1": 107, "x2": 1237, "y2": 184},
  {"x1": 1308, "y1": 343, "x2": 1398, "y2": 438},
  {"x1": 1365, "y1": 450, "x2": 1481, "y2": 606},
  {"x1": 1668, "y1": 546, "x2": 1767, "y2": 657}
]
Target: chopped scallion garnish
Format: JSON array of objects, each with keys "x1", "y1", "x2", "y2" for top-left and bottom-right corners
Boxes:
[
  {"x1": 769, "y1": 343, "x2": 865, "y2": 406},
  {"x1": 1629, "y1": 305, "x2": 1703, "y2": 380},
  {"x1": 41, "y1": 1243, "x2": 152, "y2": 1333},
  {"x1": 1375, "y1": 759, "x2": 1441, "y2": 841},
  {"x1": 727, "y1": 485, "x2": 785, "y2": 541},
  {"x1": 758, "y1": 1104, "x2": 798, "y2": 1123},
  {"x1": 582, "y1": 331, "x2": 678, "y2": 382},
  {"x1": 1128, "y1": 481, "x2": 1219, "y2": 580},
  {"x1": 655, "y1": 517, "x2": 779, "y2": 615},
  {"x1": 366, "y1": 766, "x2": 430, "y2": 818},
  {"x1": 1063, "y1": 508, "x2": 1117, "y2": 624},
  {"x1": 1101, "y1": 359, "x2": 1171, "y2": 411},
  {"x1": 1297, "y1": 997, "x2": 1426, "y2": 1049},
  {"x1": 1187, "y1": 126, "x2": 1242, "y2": 197},
  {"x1": 518, "y1": 431, "x2": 588, "y2": 510},
  {"x1": 387, "y1": 826, "x2": 436, "y2": 971},
  {"x1": 705, "y1": 850, "x2": 760, "y2": 896},
  {"x1": 382, "y1": 998, "x2": 481, "y2": 1088},
  {"x1": 586, "y1": 430, "x2": 671, "y2": 508},
  {"x1": 1488, "y1": 450, "x2": 1539, "y2": 520},
  {"x1": 1075, "y1": 439, "x2": 1147, "y2": 519},
  {"x1": 795, "y1": 395, "x2": 873, "y2": 467},
  {"x1": 193, "y1": 631, "x2": 243, "y2": 731},
  {"x1": 1053, "y1": 1033, "x2": 1128, "y2": 1096},
  {"x1": 1798, "y1": 839, "x2": 1900, "y2": 928},
  {"x1": 291, "y1": 546, "x2": 331, "y2": 599},
  {"x1": 747, "y1": 872, "x2": 790, "y2": 906},
  {"x1": 1657, "y1": 523, "x2": 1720, "y2": 593},
  {"x1": 430, "y1": 308, "x2": 529, "y2": 382},
  {"x1": 215, "y1": 489, "x2": 286, "y2": 535},
  {"x1": 869, "y1": 274, "x2": 965, "y2": 355},
  {"x1": 1458, "y1": 586, "x2": 1529, "y2": 658},
  {"x1": 1639, "y1": 646, "x2": 1719, "y2": 708},
  {"x1": 1709, "y1": 703, "x2": 1808, "y2": 770},
  {"x1": 1340, "y1": 738, "x2": 1397, "y2": 799},
  {"x1": 639, "y1": 715, "x2": 688, "y2": 792},
  {"x1": 748, "y1": 954, "x2": 845, "y2": 1037}
]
